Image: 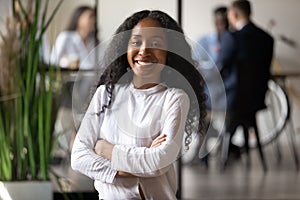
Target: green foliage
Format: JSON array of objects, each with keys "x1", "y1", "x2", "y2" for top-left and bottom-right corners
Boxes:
[{"x1": 0, "y1": 0, "x2": 63, "y2": 181}]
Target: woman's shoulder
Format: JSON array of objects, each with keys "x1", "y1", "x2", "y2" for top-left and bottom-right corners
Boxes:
[
  {"x1": 56, "y1": 31, "x2": 78, "y2": 40},
  {"x1": 93, "y1": 85, "x2": 109, "y2": 100},
  {"x1": 161, "y1": 87, "x2": 190, "y2": 110},
  {"x1": 164, "y1": 87, "x2": 189, "y2": 102},
  {"x1": 95, "y1": 83, "x2": 129, "y2": 95},
  {"x1": 114, "y1": 83, "x2": 130, "y2": 90}
]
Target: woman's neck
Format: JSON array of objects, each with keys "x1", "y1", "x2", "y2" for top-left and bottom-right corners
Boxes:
[
  {"x1": 132, "y1": 76, "x2": 160, "y2": 89},
  {"x1": 77, "y1": 29, "x2": 89, "y2": 44}
]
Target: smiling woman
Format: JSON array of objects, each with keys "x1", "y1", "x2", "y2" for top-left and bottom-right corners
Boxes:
[
  {"x1": 127, "y1": 19, "x2": 167, "y2": 89},
  {"x1": 71, "y1": 10, "x2": 206, "y2": 199}
]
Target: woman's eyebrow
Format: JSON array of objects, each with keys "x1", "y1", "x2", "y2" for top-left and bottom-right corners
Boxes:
[
  {"x1": 131, "y1": 34, "x2": 142, "y2": 38},
  {"x1": 131, "y1": 35, "x2": 165, "y2": 39},
  {"x1": 151, "y1": 35, "x2": 165, "y2": 40}
]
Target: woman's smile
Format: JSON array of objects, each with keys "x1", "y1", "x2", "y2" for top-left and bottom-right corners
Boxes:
[
  {"x1": 127, "y1": 18, "x2": 167, "y2": 88},
  {"x1": 134, "y1": 57, "x2": 159, "y2": 68},
  {"x1": 135, "y1": 60, "x2": 157, "y2": 66}
]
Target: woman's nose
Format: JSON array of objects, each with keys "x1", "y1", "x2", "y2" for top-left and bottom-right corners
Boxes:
[{"x1": 138, "y1": 43, "x2": 151, "y2": 56}]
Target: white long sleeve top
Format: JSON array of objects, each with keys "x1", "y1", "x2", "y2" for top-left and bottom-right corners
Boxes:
[
  {"x1": 50, "y1": 31, "x2": 96, "y2": 70},
  {"x1": 71, "y1": 83, "x2": 190, "y2": 200}
]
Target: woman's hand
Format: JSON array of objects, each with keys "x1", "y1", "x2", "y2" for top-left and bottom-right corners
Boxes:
[
  {"x1": 95, "y1": 140, "x2": 136, "y2": 178},
  {"x1": 116, "y1": 171, "x2": 136, "y2": 178},
  {"x1": 150, "y1": 134, "x2": 167, "y2": 148},
  {"x1": 95, "y1": 139, "x2": 114, "y2": 160}
]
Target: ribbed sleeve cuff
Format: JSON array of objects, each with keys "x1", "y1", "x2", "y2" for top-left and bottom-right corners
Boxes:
[
  {"x1": 94, "y1": 165, "x2": 117, "y2": 184},
  {"x1": 111, "y1": 145, "x2": 124, "y2": 171},
  {"x1": 105, "y1": 168, "x2": 117, "y2": 184}
]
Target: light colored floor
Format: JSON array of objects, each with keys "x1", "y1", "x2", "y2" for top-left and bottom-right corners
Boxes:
[{"x1": 182, "y1": 138, "x2": 300, "y2": 200}]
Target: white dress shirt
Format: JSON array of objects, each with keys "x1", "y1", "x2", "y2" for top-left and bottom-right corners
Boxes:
[
  {"x1": 71, "y1": 83, "x2": 190, "y2": 199},
  {"x1": 50, "y1": 31, "x2": 96, "y2": 69}
]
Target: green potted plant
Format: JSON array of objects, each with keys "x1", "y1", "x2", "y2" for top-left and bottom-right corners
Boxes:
[{"x1": 0, "y1": 0, "x2": 63, "y2": 199}]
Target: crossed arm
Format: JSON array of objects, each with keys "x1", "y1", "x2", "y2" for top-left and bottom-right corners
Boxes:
[{"x1": 94, "y1": 134, "x2": 167, "y2": 178}]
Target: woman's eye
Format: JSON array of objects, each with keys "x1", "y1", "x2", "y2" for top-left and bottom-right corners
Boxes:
[
  {"x1": 151, "y1": 41, "x2": 161, "y2": 47},
  {"x1": 131, "y1": 41, "x2": 141, "y2": 46}
]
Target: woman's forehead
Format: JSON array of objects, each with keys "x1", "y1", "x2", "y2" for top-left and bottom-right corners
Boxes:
[{"x1": 131, "y1": 19, "x2": 165, "y2": 38}]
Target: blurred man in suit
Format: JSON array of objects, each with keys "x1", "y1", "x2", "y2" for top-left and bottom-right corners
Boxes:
[{"x1": 221, "y1": 0, "x2": 274, "y2": 169}]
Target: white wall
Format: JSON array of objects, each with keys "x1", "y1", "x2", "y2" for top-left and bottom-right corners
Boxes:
[{"x1": 98, "y1": 0, "x2": 176, "y2": 41}]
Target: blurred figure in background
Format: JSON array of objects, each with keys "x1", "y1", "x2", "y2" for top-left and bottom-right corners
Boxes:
[
  {"x1": 192, "y1": 6, "x2": 237, "y2": 166},
  {"x1": 51, "y1": 6, "x2": 98, "y2": 158},
  {"x1": 51, "y1": 5, "x2": 97, "y2": 70},
  {"x1": 198, "y1": 6, "x2": 237, "y2": 112},
  {"x1": 221, "y1": 0, "x2": 274, "y2": 169}
]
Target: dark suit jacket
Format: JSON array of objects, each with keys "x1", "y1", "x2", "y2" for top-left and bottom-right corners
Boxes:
[
  {"x1": 232, "y1": 22, "x2": 274, "y2": 117},
  {"x1": 217, "y1": 30, "x2": 237, "y2": 111}
]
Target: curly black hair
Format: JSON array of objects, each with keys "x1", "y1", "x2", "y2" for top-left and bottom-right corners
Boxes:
[{"x1": 94, "y1": 10, "x2": 207, "y2": 149}]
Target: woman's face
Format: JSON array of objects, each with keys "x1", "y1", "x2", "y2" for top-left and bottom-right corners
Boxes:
[
  {"x1": 78, "y1": 9, "x2": 95, "y2": 33},
  {"x1": 127, "y1": 18, "x2": 167, "y2": 79}
]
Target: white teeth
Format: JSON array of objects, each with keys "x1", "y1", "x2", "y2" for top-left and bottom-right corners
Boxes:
[{"x1": 137, "y1": 61, "x2": 153, "y2": 66}]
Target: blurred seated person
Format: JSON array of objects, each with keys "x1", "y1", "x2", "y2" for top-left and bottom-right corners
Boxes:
[
  {"x1": 220, "y1": 0, "x2": 274, "y2": 169},
  {"x1": 51, "y1": 6, "x2": 98, "y2": 156},
  {"x1": 192, "y1": 6, "x2": 237, "y2": 166},
  {"x1": 50, "y1": 6, "x2": 97, "y2": 70},
  {"x1": 198, "y1": 6, "x2": 236, "y2": 112}
]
